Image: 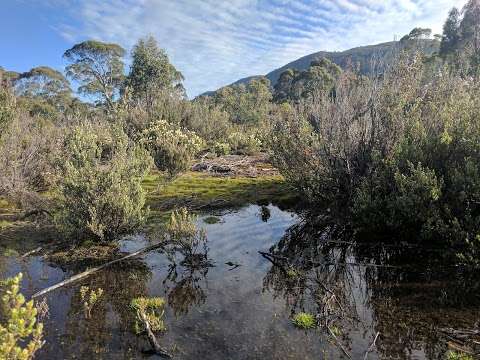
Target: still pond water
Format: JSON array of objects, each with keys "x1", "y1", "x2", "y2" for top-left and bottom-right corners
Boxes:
[{"x1": 1, "y1": 204, "x2": 479, "y2": 359}]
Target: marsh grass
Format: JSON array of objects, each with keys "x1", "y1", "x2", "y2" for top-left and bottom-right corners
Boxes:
[{"x1": 144, "y1": 171, "x2": 297, "y2": 222}]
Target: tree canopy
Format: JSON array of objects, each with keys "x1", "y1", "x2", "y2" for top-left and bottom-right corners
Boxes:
[
  {"x1": 64, "y1": 40, "x2": 125, "y2": 110},
  {"x1": 127, "y1": 36, "x2": 185, "y2": 110}
]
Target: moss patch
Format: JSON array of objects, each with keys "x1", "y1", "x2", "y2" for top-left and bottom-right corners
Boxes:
[
  {"x1": 144, "y1": 171, "x2": 298, "y2": 222},
  {"x1": 203, "y1": 216, "x2": 221, "y2": 224}
]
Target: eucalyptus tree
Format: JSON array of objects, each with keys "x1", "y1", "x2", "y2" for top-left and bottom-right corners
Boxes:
[
  {"x1": 14, "y1": 66, "x2": 72, "y2": 110},
  {"x1": 64, "y1": 40, "x2": 125, "y2": 110}
]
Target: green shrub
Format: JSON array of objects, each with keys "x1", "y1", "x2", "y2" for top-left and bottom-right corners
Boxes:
[
  {"x1": 227, "y1": 131, "x2": 261, "y2": 155},
  {"x1": 0, "y1": 86, "x2": 15, "y2": 139},
  {"x1": 142, "y1": 119, "x2": 204, "y2": 177},
  {"x1": 130, "y1": 297, "x2": 166, "y2": 334},
  {"x1": 212, "y1": 141, "x2": 231, "y2": 156},
  {"x1": 56, "y1": 122, "x2": 152, "y2": 241},
  {"x1": 269, "y1": 56, "x2": 480, "y2": 260},
  {"x1": 0, "y1": 273, "x2": 44, "y2": 360},
  {"x1": 292, "y1": 312, "x2": 316, "y2": 329}
]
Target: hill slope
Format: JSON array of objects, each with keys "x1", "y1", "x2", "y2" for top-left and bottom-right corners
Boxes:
[{"x1": 202, "y1": 40, "x2": 439, "y2": 96}]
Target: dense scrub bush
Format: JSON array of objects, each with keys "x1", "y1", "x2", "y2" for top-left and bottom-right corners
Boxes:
[
  {"x1": 55, "y1": 122, "x2": 152, "y2": 241},
  {"x1": 269, "y1": 56, "x2": 480, "y2": 260},
  {"x1": 0, "y1": 110, "x2": 61, "y2": 208},
  {"x1": 141, "y1": 119, "x2": 204, "y2": 177},
  {"x1": 227, "y1": 130, "x2": 262, "y2": 155},
  {"x1": 0, "y1": 86, "x2": 16, "y2": 137}
]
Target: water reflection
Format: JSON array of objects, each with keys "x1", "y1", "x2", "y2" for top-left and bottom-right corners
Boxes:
[
  {"x1": 1, "y1": 204, "x2": 479, "y2": 359},
  {"x1": 163, "y1": 263, "x2": 209, "y2": 317},
  {"x1": 263, "y1": 215, "x2": 480, "y2": 359}
]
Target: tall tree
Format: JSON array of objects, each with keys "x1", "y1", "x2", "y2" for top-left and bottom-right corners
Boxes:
[
  {"x1": 459, "y1": 0, "x2": 480, "y2": 61},
  {"x1": 64, "y1": 40, "x2": 125, "y2": 110},
  {"x1": 127, "y1": 36, "x2": 184, "y2": 111},
  {"x1": 14, "y1": 66, "x2": 71, "y2": 106},
  {"x1": 440, "y1": 8, "x2": 461, "y2": 57}
]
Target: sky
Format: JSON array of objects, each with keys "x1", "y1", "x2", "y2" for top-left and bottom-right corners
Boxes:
[{"x1": 1, "y1": 0, "x2": 468, "y2": 97}]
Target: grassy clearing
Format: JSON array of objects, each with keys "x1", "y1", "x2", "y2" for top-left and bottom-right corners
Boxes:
[{"x1": 143, "y1": 171, "x2": 297, "y2": 222}]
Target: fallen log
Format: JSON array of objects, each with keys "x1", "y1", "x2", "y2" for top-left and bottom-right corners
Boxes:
[{"x1": 32, "y1": 243, "x2": 164, "y2": 298}]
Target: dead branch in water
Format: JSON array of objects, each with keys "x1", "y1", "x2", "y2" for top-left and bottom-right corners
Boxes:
[
  {"x1": 364, "y1": 332, "x2": 380, "y2": 360},
  {"x1": 32, "y1": 243, "x2": 164, "y2": 298},
  {"x1": 327, "y1": 325, "x2": 351, "y2": 359},
  {"x1": 136, "y1": 309, "x2": 172, "y2": 358},
  {"x1": 21, "y1": 246, "x2": 42, "y2": 258}
]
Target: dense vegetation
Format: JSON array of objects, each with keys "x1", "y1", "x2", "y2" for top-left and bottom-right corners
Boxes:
[{"x1": 269, "y1": 0, "x2": 480, "y2": 264}]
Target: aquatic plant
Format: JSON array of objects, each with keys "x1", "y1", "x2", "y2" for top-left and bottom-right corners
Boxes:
[
  {"x1": 0, "y1": 273, "x2": 44, "y2": 360},
  {"x1": 446, "y1": 350, "x2": 474, "y2": 360},
  {"x1": 79, "y1": 286, "x2": 104, "y2": 319},
  {"x1": 203, "y1": 216, "x2": 220, "y2": 224},
  {"x1": 292, "y1": 312, "x2": 316, "y2": 330},
  {"x1": 130, "y1": 297, "x2": 166, "y2": 334}
]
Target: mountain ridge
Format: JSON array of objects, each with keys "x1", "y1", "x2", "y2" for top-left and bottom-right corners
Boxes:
[{"x1": 201, "y1": 39, "x2": 438, "y2": 96}]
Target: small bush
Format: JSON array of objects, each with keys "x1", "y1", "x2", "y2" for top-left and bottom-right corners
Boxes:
[
  {"x1": 292, "y1": 312, "x2": 316, "y2": 329},
  {"x1": 56, "y1": 122, "x2": 152, "y2": 241},
  {"x1": 0, "y1": 273, "x2": 44, "y2": 360},
  {"x1": 227, "y1": 131, "x2": 261, "y2": 155},
  {"x1": 211, "y1": 141, "x2": 231, "y2": 156},
  {"x1": 142, "y1": 119, "x2": 204, "y2": 177},
  {"x1": 130, "y1": 297, "x2": 166, "y2": 334}
]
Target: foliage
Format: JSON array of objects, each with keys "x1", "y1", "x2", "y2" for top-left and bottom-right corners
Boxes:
[
  {"x1": 127, "y1": 36, "x2": 185, "y2": 111},
  {"x1": 14, "y1": 66, "x2": 72, "y2": 113},
  {"x1": 55, "y1": 122, "x2": 152, "y2": 241},
  {"x1": 446, "y1": 350, "x2": 474, "y2": 360},
  {"x1": 64, "y1": 40, "x2": 125, "y2": 109},
  {"x1": 273, "y1": 58, "x2": 341, "y2": 103},
  {"x1": 79, "y1": 286, "x2": 104, "y2": 319},
  {"x1": 292, "y1": 312, "x2": 316, "y2": 329},
  {"x1": 0, "y1": 273, "x2": 44, "y2": 360},
  {"x1": 227, "y1": 131, "x2": 261, "y2": 155},
  {"x1": 0, "y1": 110, "x2": 60, "y2": 209},
  {"x1": 269, "y1": 53, "x2": 480, "y2": 260},
  {"x1": 165, "y1": 208, "x2": 207, "y2": 259},
  {"x1": 130, "y1": 297, "x2": 166, "y2": 334},
  {"x1": 0, "y1": 85, "x2": 16, "y2": 140},
  {"x1": 212, "y1": 77, "x2": 272, "y2": 126},
  {"x1": 141, "y1": 119, "x2": 204, "y2": 177}
]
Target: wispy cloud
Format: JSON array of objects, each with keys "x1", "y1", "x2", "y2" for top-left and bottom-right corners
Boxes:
[{"x1": 52, "y1": 0, "x2": 467, "y2": 96}]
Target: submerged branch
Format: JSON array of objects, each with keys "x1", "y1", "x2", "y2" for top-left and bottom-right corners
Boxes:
[{"x1": 32, "y1": 243, "x2": 164, "y2": 298}]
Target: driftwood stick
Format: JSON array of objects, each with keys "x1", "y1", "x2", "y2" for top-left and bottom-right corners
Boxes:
[
  {"x1": 327, "y1": 325, "x2": 352, "y2": 359},
  {"x1": 364, "y1": 332, "x2": 380, "y2": 360},
  {"x1": 21, "y1": 246, "x2": 42, "y2": 258},
  {"x1": 32, "y1": 243, "x2": 163, "y2": 298},
  {"x1": 137, "y1": 309, "x2": 172, "y2": 358}
]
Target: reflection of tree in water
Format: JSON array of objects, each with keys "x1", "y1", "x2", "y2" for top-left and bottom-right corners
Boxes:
[
  {"x1": 162, "y1": 262, "x2": 209, "y2": 317},
  {"x1": 262, "y1": 216, "x2": 480, "y2": 359},
  {"x1": 160, "y1": 211, "x2": 212, "y2": 317},
  {"x1": 262, "y1": 217, "x2": 360, "y2": 355},
  {"x1": 62, "y1": 259, "x2": 152, "y2": 357}
]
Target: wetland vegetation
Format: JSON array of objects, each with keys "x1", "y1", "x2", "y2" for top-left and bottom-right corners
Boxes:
[{"x1": 1, "y1": 1, "x2": 480, "y2": 359}]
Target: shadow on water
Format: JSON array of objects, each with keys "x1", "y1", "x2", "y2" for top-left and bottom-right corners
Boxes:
[{"x1": 1, "y1": 204, "x2": 479, "y2": 359}]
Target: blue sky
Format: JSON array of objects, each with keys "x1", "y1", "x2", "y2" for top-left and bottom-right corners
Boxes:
[{"x1": 1, "y1": 0, "x2": 467, "y2": 97}]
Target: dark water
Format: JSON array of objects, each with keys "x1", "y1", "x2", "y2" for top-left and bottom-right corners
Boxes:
[{"x1": 1, "y1": 204, "x2": 479, "y2": 359}]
